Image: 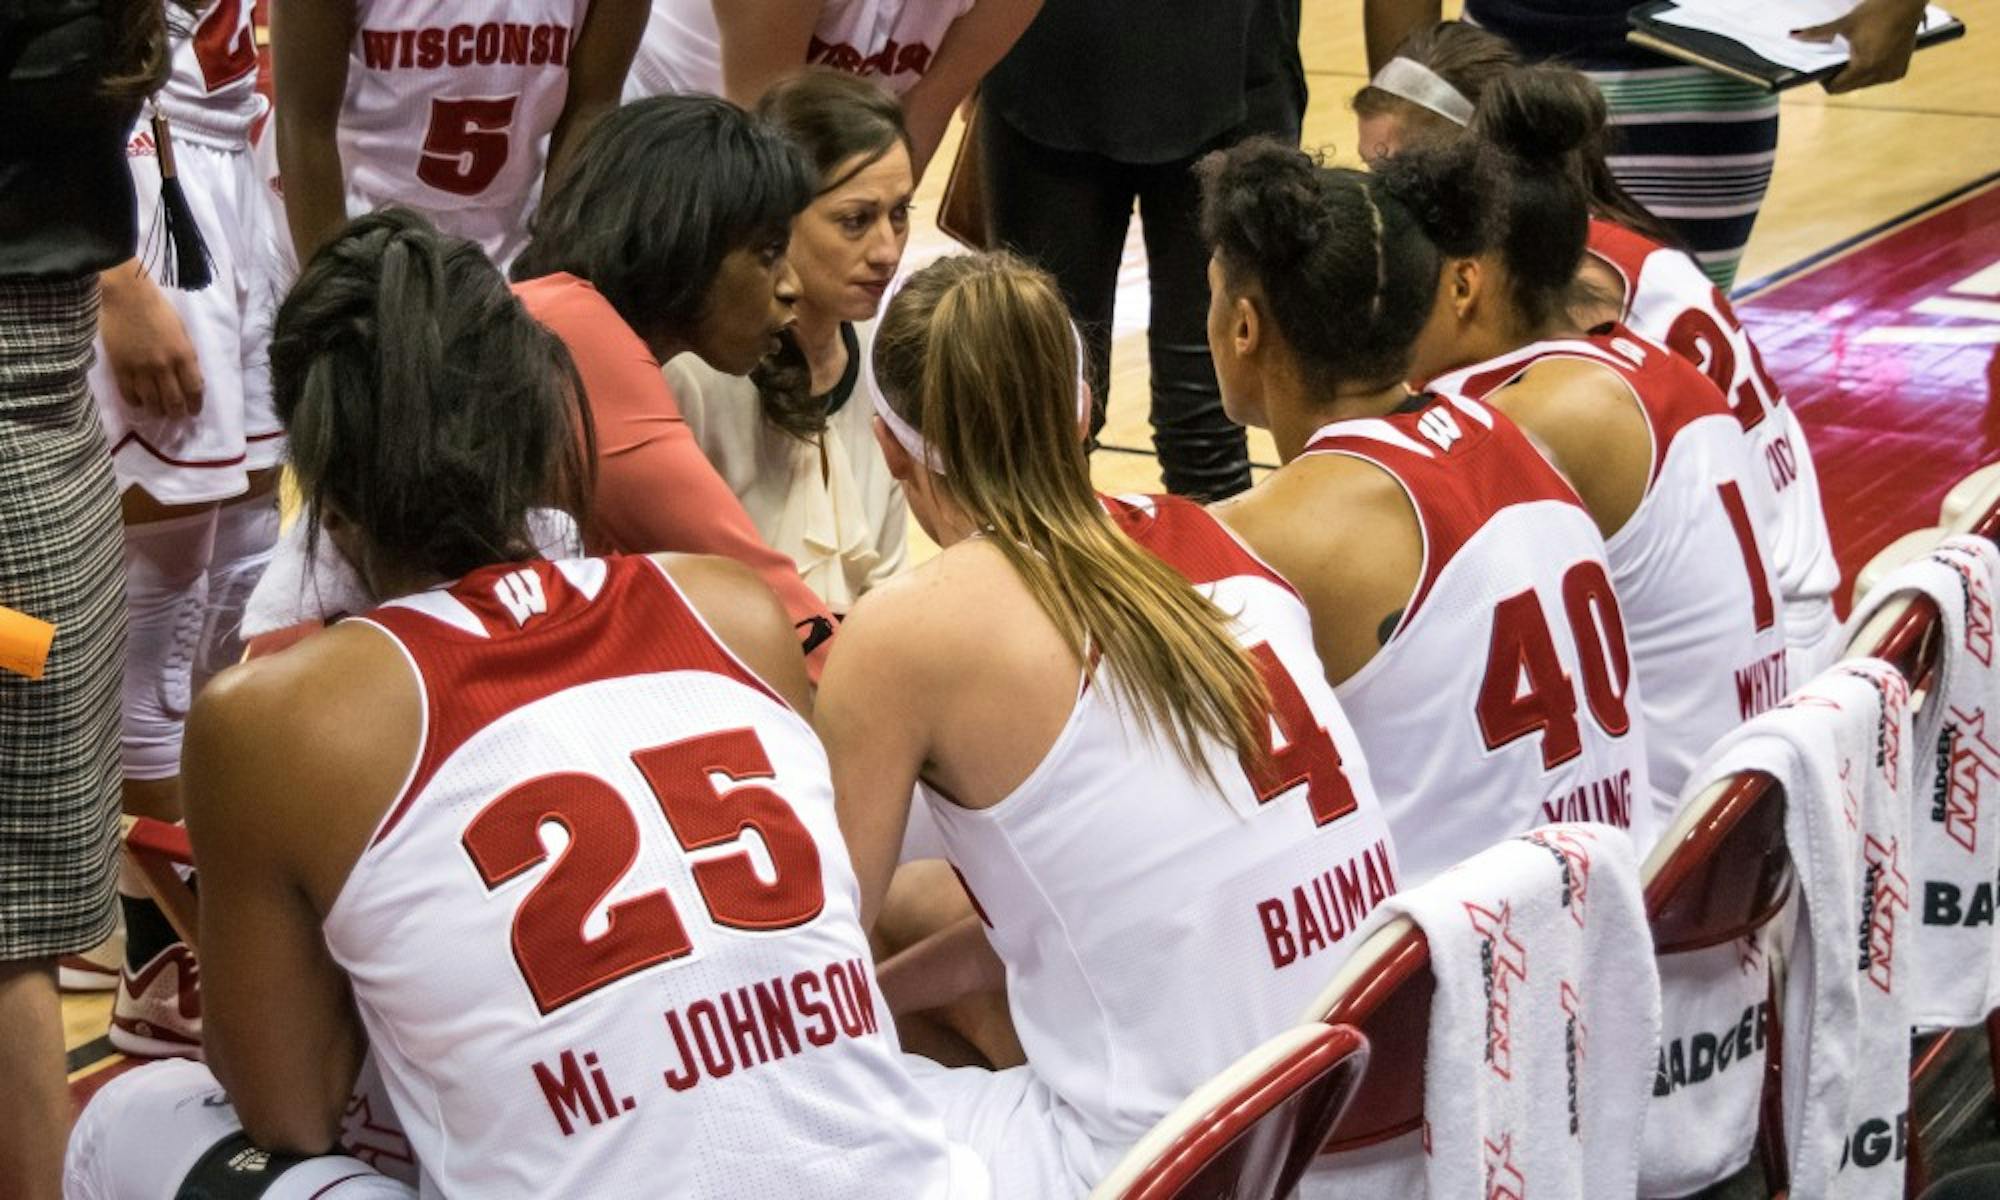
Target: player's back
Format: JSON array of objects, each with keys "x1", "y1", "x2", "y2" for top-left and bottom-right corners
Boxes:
[
  {"x1": 625, "y1": 0, "x2": 974, "y2": 101},
  {"x1": 1588, "y1": 219, "x2": 1841, "y2": 677},
  {"x1": 1302, "y1": 393, "x2": 1654, "y2": 885},
  {"x1": 1434, "y1": 328, "x2": 1789, "y2": 822},
  {"x1": 921, "y1": 494, "x2": 1399, "y2": 1182},
  {"x1": 323, "y1": 555, "x2": 977, "y2": 1199},
  {"x1": 340, "y1": 0, "x2": 588, "y2": 260}
]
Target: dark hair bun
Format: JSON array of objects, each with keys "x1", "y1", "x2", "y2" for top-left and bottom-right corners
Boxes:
[
  {"x1": 1371, "y1": 139, "x2": 1494, "y2": 258},
  {"x1": 1198, "y1": 138, "x2": 1332, "y2": 268},
  {"x1": 1471, "y1": 64, "x2": 1604, "y2": 168}
]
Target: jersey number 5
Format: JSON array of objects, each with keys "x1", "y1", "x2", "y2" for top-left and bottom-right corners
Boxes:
[
  {"x1": 461, "y1": 727, "x2": 826, "y2": 1015},
  {"x1": 419, "y1": 97, "x2": 518, "y2": 197}
]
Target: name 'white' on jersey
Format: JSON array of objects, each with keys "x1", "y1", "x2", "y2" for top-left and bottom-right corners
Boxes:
[
  {"x1": 1307, "y1": 393, "x2": 1654, "y2": 888},
  {"x1": 1432, "y1": 328, "x2": 1790, "y2": 825},
  {"x1": 922, "y1": 494, "x2": 1400, "y2": 1184},
  {"x1": 1589, "y1": 218, "x2": 1842, "y2": 677},
  {"x1": 341, "y1": 0, "x2": 589, "y2": 262},
  {"x1": 324, "y1": 556, "x2": 976, "y2": 1199}
]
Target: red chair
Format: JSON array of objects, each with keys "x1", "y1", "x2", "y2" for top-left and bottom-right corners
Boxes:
[
  {"x1": 1090, "y1": 1024, "x2": 1370, "y2": 1200},
  {"x1": 1640, "y1": 771, "x2": 1797, "y2": 1196},
  {"x1": 1300, "y1": 914, "x2": 1433, "y2": 1154}
]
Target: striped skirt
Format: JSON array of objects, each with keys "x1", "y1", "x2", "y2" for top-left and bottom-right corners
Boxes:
[
  {"x1": 0, "y1": 277, "x2": 126, "y2": 961},
  {"x1": 1585, "y1": 66, "x2": 1783, "y2": 291}
]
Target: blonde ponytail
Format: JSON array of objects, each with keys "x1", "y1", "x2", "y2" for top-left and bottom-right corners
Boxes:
[{"x1": 875, "y1": 253, "x2": 1270, "y2": 781}]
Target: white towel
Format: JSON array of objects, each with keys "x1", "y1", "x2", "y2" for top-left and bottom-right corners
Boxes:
[
  {"x1": 1684, "y1": 659, "x2": 1915, "y2": 1199},
  {"x1": 1846, "y1": 534, "x2": 2000, "y2": 1029},
  {"x1": 242, "y1": 509, "x2": 584, "y2": 636},
  {"x1": 1641, "y1": 931, "x2": 1775, "y2": 1197},
  {"x1": 1302, "y1": 823, "x2": 1659, "y2": 1200}
]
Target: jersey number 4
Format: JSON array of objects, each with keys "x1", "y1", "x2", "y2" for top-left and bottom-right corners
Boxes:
[
  {"x1": 1242, "y1": 643, "x2": 1360, "y2": 827},
  {"x1": 419, "y1": 97, "x2": 519, "y2": 196},
  {"x1": 461, "y1": 727, "x2": 826, "y2": 1015}
]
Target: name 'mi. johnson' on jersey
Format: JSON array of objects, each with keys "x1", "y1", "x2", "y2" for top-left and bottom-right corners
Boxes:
[
  {"x1": 1301, "y1": 392, "x2": 1654, "y2": 887},
  {"x1": 324, "y1": 554, "x2": 983, "y2": 1198}
]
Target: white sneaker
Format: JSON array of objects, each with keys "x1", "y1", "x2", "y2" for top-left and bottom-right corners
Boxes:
[{"x1": 108, "y1": 943, "x2": 202, "y2": 1059}]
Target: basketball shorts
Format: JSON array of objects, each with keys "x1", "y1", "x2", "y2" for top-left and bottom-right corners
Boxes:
[
  {"x1": 903, "y1": 1056, "x2": 1101, "y2": 1197},
  {"x1": 92, "y1": 119, "x2": 284, "y2": 506},
  {"x1": 64, "y1": 1059, "x2": 414, "y2": 1200}
]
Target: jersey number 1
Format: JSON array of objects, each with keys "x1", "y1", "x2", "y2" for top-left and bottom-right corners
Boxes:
[{"x1": 461, "y1": 727, "x2": 826, "y2": 1015}]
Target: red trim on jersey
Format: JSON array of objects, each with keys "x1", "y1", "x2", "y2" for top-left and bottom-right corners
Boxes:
[
  {"x1": 1304, "y1": 395, "x2": 1586, "y2": 626},
  {"x1": 360, "y1": 556, "x2": 785, "y2": 846},
  {"x1": 1103, "y1": 492, "x2": 1299, "y2": 598},
  {"x1": 110, "y1": 430, "x2": 249, "y2": 470},
  {"x1": 1439, "y1": 328, "x2": 1734, "y2": 486},
  {"x1": 1585, "y1": 218, "x2": 1657, "y2": 321}
]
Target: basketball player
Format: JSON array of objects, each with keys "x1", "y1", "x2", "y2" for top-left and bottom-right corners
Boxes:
[
  {"x1": 1417, "y1": 68, "x2": 1789, "y2": 824},
  {"x1": 1358, "y1": 23, "x2": 1844, "y2": 680},
  {"x1": 816, "y1": 252, "x2": 1399, "y2": 1195},
  {"x1": 625, "y1": 0, "x2": 1040, "y2": 175},
  {"x1": 1200, "y1": 141, "x2": 1651, "y2": 888},
  {"x1": 68, "y1": 211, "x2": 986, "y2": 1199},
  {"x1": 271, "y1": 0, "x2": 648, "y2": 265},
  {"x1": 74, "y1": 0, "x2": 285, "y2": 1061}
]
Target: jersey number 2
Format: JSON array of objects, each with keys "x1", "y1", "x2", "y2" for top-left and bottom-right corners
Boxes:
[
  {"x1": 418, "y1": 97, "x2": 518, "y2": 196},
  {"x1": 461, "y1": 727, "x2": 826, "y2": 1015},
  {"x1": 191, "y1": 0, "x2": 257, "y2": 92}
]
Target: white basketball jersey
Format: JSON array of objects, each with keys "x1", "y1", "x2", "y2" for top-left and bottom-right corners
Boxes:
[
  {"x1": 324, "y1": 556, "x2": 977, "y2": 1200},
  {"x1": 626, "y1": 0, "x2": 976, "y2": 100},
  {"x1": 921, "y1": 494, "x2": 1399, "y2": 1182},
  {"x1": 1306, "y1": 394, "x2": 1653, "y2": 887},
  {"x1": 1589, "y1": 219, "x2": 1842, "y2": 676},
  {"x1": 158, "y1": 0, "x2": 263, "y2": 137},
  {"x1": 342, "y1": 0, "x2": 589, "y2": 262},
  {"x1": 1433, "y1": 328, "x2": 1790, "y2": 825}
]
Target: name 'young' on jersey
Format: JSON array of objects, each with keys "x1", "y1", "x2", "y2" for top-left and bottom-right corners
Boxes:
[{"x1": 1304, "y1": 393, "x2": 1654, "y2": 888}]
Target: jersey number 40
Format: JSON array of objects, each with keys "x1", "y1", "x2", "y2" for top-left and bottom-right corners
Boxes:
[{"x1": 461, "y1": 727, "x2": 825, "y2": 1015}]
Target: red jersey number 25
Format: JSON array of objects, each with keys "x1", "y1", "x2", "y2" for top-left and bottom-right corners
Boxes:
[{"x1": 461, "y1": 727, "x2": 826, "y2": 1015}]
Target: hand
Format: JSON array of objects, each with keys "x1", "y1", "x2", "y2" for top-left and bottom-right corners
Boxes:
[
  {"x1": 1793, "y1": 0, "x2": 1928, "y2": 94},
  {"x1": 99, "y1": 261, "x2": 205, "y2": 420}
]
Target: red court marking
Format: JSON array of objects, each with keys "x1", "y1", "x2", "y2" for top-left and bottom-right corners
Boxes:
[{"x1": 1741, "y1": 180, "x2": 2000, "y2": 612}]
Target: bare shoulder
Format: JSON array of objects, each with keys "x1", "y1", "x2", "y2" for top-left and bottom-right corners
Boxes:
[
  {"x1": 649, "y1": 552, "x2": 813, "y2": 714},
  {"x1": 832, "y1": 541, "x2": 1018, "y2": 672},
  {"x1": 1216, "y1": 452, "x2": 1418, "y2": 583},
  {"x1": 1496, "y1": 358, "x2": 1652, "y2": 535}
]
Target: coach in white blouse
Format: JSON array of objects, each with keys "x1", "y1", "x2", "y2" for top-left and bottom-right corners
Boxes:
[{"x1": 667, "y1": 68, "x2": 915, "y2": 612}]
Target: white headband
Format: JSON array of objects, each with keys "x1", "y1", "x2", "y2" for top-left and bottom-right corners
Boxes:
[
  {"x1": 1371, "y1": 57, "x2": 1474, "y2": 127},
  {"x1": 865, "y1": 274, "x2": 1091, "y2": 477}
]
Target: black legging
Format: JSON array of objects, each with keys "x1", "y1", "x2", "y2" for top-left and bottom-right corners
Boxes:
[{"x1": 980, "y1": 109, "x2": 1253, "y2": 502}]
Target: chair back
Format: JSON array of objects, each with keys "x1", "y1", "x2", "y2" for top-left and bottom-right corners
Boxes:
[
  {"x1": 1090, "y1": 1024, "x2": 1369, "y2": 1200},
  {"x1": 1298, "y1": 915, "x2": 1433, "y2": 1152}
]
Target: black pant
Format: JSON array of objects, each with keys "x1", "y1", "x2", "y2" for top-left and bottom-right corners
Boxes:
[{"x1": 980, "y1": 111, "x2": 1256, "y2": 501}]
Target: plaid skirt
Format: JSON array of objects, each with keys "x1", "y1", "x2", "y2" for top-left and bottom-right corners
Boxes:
[{"x1": 0, "y1": 276, "x2": 126, "y2": 960}]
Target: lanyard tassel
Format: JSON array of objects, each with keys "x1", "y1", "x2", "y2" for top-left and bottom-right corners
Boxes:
[{"x1": 149, "y1": 110, "x2": 214, "y2": 291}]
